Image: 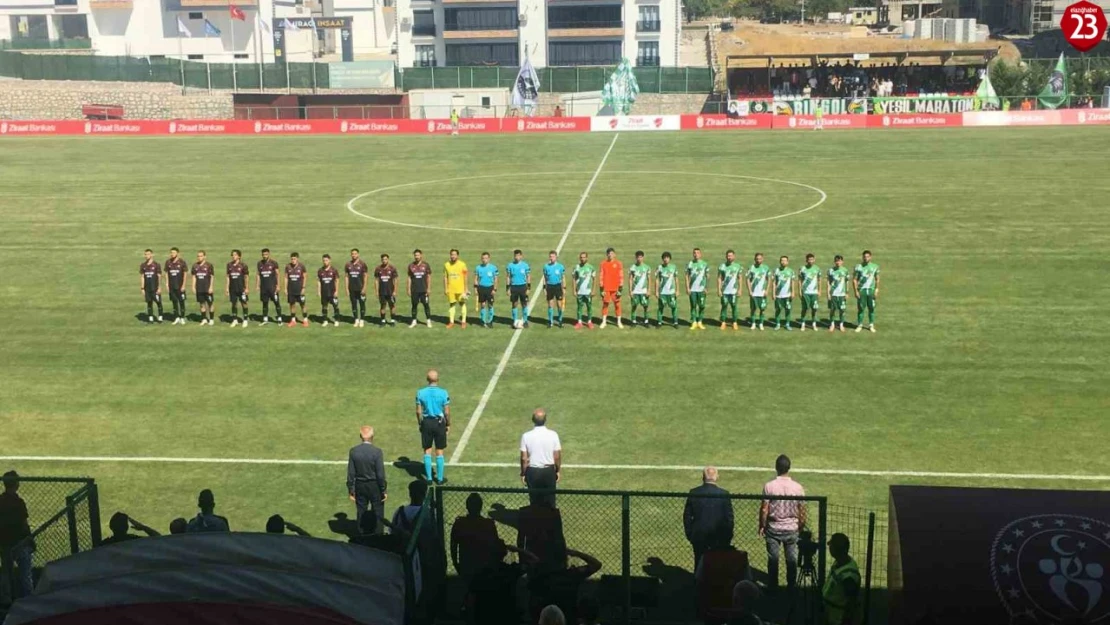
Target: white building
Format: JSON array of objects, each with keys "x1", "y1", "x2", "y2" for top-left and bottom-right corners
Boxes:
[
  {"x1": 394, "y1": 0, "x2": 680, "y2": 68},
  {"x1": 0, "y1": 0, "x2": 324, "y2": 63}
]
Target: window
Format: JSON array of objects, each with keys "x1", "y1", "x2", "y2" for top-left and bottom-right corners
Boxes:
[
  {"x1": 548, "y1": 41, "x2": 621, "y2": 66},
  {"x1": 637, "y1": 5, "x2": 660, "y2": 32},
  {"x1": 415, "y1": 44, "x2": 436, "y2": 67},
  {"x1": 412, "y1": 10, "x2": 435, "y2": 36},
  {"x1": 637, "y1": 41, "x2": 659, "y2": 66},
  {"x1": 54, "y1": 0, "x2": 78, "y2": 6},
  {"x1": 188, "y1": 12, "x2": 203, "y2": 20},
  {"x1": 548, "y1": 5, "x2": 622, "y2": 29},
  {"x1": 187, "y1": 54, "x2": 204, "y2": 60},
  {"x1": 481, "y1": 96, "x2": 491, "y2": 108},
  {"x1": 444, "y1": 8, "x2": 518, "y2": 31},
  {"x1": 445, "y1": 43, "x2": 518, "y2": 65},
  {"x1": 234, "y1": 53, "x2": 248, "y2": 59}
]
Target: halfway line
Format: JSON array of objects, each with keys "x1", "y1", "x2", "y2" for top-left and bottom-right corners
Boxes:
[
  {"x1": 2, "y1": 455, "x2": 1108, "y2": 482},
  {"x1": 448, "y1": 134, "x2": 620, "y2": 464}
]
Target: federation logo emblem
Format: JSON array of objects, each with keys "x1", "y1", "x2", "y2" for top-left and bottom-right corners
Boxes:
[
  {"x1": 254, "y1": 121, "x2": 262, "y2": 133},
  {"x1": 882, "y1": 116, "x2": 891, "y2": 127},
  {"x1": 426, "y1": 120, "x2": 435, "y2": 133},
  {"x1": 169, "y1": 122, "x2": 177, "y2": 134},
  {"x1": 0, "y1": 122, "x2": 6, "y2": 134},
  {"x1": 653, "y1": 117, "x2": 662, "y2": 128},
  {"x1": 608, "y1": 118, "x2": 618, "y2": 129},
  {"x1": 991, "y1": 514, "x2": 1110, "y2": 623},
  {"x1": 1079, "y1": 111, "x2": 1087, "y2": 124},
  {"x1": 84, "y1": 122, "x2": 92, "y2": 134},
  {"x1": 340, "y1": 121, "x2": 348, "y2": 133},
  {"x1": 696, "y1": 116, "x2": 704, "y2": 128},
  {"x1": 516, "y1": 119, "x2": 524, "y2": 131},
  {"x1": 788, "y1": 117, "x2": 797, "y2": 128}
]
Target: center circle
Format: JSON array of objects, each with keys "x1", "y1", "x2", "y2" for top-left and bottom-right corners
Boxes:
[{"x1": 346, "y1": 171, "x2": 827, "y2": 236}]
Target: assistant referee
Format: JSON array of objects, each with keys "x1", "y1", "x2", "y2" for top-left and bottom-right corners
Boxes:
[
  {"x1": 416, "y1": 369, "x2": 451, "y2": 484},
  {"x1": 520, "y1": 408, "x2": 562, "y2": 506}
]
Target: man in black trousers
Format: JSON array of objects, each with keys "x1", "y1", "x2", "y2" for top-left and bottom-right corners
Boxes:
[
  {"x1": 683, "y1": 466, "x2": 734, "y2": 569},
  {"x1": 348, "y1": 425, "x2": 387, "y2": 530}
]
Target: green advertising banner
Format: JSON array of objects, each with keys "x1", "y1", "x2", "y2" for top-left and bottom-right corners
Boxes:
[
  {"x1": 872, "y1": 97, "x2": 998, "y2": 114},
  {"x1": 329, "y1": 61, "x2": 395, "y2": 89}
]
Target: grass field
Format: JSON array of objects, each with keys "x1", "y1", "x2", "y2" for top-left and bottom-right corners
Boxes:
[{"x1": 3, "y1": 128, "x2": 1110, "y2": 585}]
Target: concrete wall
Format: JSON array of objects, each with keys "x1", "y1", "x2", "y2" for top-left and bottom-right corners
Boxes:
[{"x1": 0, "y1": 80, "x2": 233, "y2": 120}]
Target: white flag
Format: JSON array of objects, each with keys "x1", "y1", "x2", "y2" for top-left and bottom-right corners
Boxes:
[
  {"x1": 257, "y1": 16, "x2": 271, "y2": 33},
  {"x1": 177, "y1": 17, "x2": 193, "y2": 38},
  {"x1": 512, "y1": 56, "x2": 541, "y2": 115},
  {"x1": 282, "y1": 18, "x2": 299, "y2": 31}
]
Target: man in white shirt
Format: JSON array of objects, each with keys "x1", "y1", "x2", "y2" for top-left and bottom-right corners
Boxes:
[{"x1": 520, "y1": 408, "x2": 562, "y2": 506}]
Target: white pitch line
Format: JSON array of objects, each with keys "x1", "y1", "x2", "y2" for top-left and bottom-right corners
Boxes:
[
  {"x1": 448, "y1": 134, "x2": 620, "y2": 464},
  {"x1": 3, "y1": 455, "x2": 1109, "y2": 482}
]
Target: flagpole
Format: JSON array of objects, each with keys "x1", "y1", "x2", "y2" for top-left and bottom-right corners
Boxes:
[
  {"x1": 310, "y1": 22, "x2": 318, "y2": 94},
  {"x1": 230, "y1": 14, "x2": 238, "y2": 92},
  {"x1": 178, "y1": 18, "x2": 185, "y2": 96},
  {"x1": 257, "y1": 15, "x2": 264, "y2": 93},
  {"x1": 285, "y1": 29, "x2": 291, "y2": 95}
]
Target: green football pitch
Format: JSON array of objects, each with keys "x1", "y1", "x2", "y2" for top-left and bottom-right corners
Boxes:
[{"x1": 2, "y1": 128, "x2": 1109, "y2": 556}]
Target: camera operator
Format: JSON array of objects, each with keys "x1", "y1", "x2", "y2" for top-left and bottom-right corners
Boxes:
[
  {"x1": 758, "y1": 454, "x2": 806, "y2": 591},
  {"x1": 822, "y1": 534, "x2": 861, "y2": 625}
]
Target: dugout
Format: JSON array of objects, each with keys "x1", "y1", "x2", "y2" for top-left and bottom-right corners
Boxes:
[
  {"x1": 233, "y1": 93, "x2": 409, "y2": 121},
  {"x1": 726, "y1": 48, "x2": 997, "y2": 97}
]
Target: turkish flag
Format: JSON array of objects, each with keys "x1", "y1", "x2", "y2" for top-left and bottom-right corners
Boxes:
[{"x1": 229, "y1": 4, "x2": 246, "y2": 20}]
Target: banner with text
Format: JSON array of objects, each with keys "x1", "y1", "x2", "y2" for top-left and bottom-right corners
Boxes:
[{"x1": 872, "y1": 96, "x2": 997, "y2": 115}]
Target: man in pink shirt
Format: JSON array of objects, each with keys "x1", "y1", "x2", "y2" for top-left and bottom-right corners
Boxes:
[{"x1": 759, "y1": 454, "x2": 807, "y2": 591}]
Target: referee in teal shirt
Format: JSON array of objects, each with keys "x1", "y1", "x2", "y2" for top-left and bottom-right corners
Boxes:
[{"x1": 416, "y1": 369, "x2": 451, "y2": 484}]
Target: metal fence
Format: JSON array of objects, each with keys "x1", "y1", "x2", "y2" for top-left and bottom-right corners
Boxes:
[
  {"x1": 428, "y1": 486, "x2": 866, "y2": 625},
  {"x1": 0, "y1": 52, "x2": 329, "y2": 91},
  {"x1": 0, "y1": 38, "x2": 92, "y2": 50},
  {"x1": 397, "y1": 65, "x2": 714, "y2": 94},
  {"x1": 1, "y1": 477, "x2": 100, "y2": 605}
]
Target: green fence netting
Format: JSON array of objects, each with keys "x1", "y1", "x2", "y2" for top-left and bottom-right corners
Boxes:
[{"x1": 396, "y1": 65, "x2": 715, "y2": 93}]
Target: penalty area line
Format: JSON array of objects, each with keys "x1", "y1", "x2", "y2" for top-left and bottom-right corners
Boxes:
[
  {"x1": 447, "y1": 133, "x2": 620, "y2": 465},
  {"x1": 1, "y1": 455, "x2": 1108, "y2": 482}
]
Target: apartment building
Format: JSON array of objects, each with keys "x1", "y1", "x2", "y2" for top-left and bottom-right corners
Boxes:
[{"x1": 395, "y1": 0, "x2": 680, "y2": 67}]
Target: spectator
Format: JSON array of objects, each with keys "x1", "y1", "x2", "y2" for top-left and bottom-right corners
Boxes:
[
  {"x1": 467, "y1": 539, "x2": 538, "y2": 625},
  {"x1": 517, "y1": 498, "x2": 567, "y2": 573},
  {"x1": 393, "y1": 480, "x2": 446, "y2": 620},
  {"x1": 350, "y1": 512, "x2": 404, "y2": 553},
  {"x1": 0, "y1": 470, "x2": 34, "y2": 598},
  {"x1": 528, "y1": 548, "x2": 602, "y2": 625},
  {"x1": 759, "y1": 455, "x2": 805, "y2": 591},
  {"x1": 728, "y1": 580, "x2": 766, "y2": 625},
  {"x1": 186, "y1": 489, "x2": 230, "y2": 533},
  {"x1": 451, "y1": 493, "x2": 501, "y2": 579},
  {"x1": 100, "y1": 512, "x2": 160, "y2": 546},
  {"x1": 822, "y1": 534, "x2": 861, "y2": 625},
  {"x1": 576, "y1": 594, "x2": 601, "y2": 625},
  {"x1": 521, "y1": 408, "x2": 562, "y2": 506},
  {"x1": 554, "y1": 105, "x2": 564, "y2": 117},
  {"x1": 347, "y1": 424, "x2": 387, "y2": 528},
  {"x1": 696, "y1": 546, "x2": 751, "y2": 624},
  {"x1": 539, "y1": 605, "x2": 567, "y2": 625},
  {"x1": 169, "y1": 517, "x2": 188, "y2": 534},
  {"x1": 266, "y1": 514, "x2": 311, "y2": 536},
  {"x1": 684, "y1": 467, "x2": 734, "y2": 568}
]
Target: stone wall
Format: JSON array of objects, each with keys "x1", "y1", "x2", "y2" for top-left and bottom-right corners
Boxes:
[{"x1": 0, "y1": 80, "x2": 233, "y2": 120}]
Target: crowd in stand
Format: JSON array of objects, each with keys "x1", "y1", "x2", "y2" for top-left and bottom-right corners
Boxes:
[
  {"x1": 1, "y1": 454, "x2": 863, "y2": 625},
  {"x1": 733, "y1": 61, "x2": 983, "y2": 99}
]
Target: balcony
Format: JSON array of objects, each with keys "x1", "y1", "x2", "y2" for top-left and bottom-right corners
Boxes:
[
  {"x1": 443, "y1": 28, "x2": 518, "y2": 38},
  {"x1": 548, "y1": 20, "x2": 621, "y2": 28},
  {"x1": 636, "y1": 20, "x2": 660, "y2": 32},
  {"x1": 54, "y1": 0, "x2": 79, "y2": 8},
  {"x1": 0, "y1": 38, "x2": 92, "y2": 50},
  {"x1": 411, "y1": 24, "x2": 437, "y2": 36},
  {"x1": 637, "y1": 56, "x2": 660, "y2": 66}
]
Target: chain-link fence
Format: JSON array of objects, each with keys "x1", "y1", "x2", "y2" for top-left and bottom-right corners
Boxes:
[
  {"x1": 431, "y1": 486, "x2": 837, "y2": 625},
  {"x1": 1, "y1": 477, "x2": 100, "y2": 606}
]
